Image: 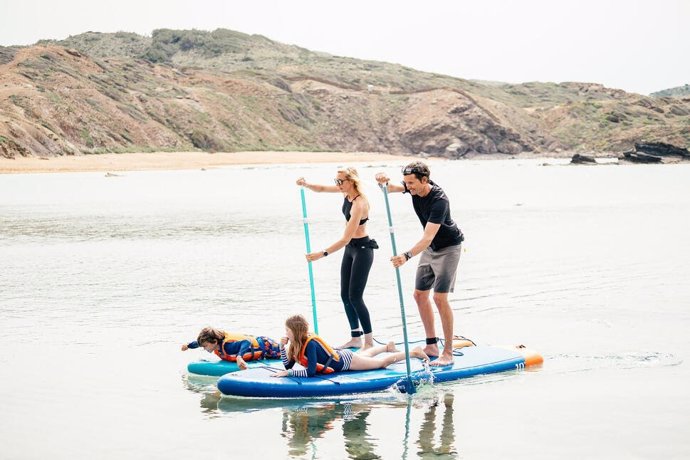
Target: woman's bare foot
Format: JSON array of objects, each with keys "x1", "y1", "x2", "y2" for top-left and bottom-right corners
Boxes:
[
  {"x1": 338, "y1": 337, "x2": 363, "y2": 349},
  {"x1": 386, "y1": 341, "x2": 399, "y2": 353},
  {"x1": 361, "y1": 333, "x2": 374, "y2": 351},
  {"x1": 411, "y1": 346, "x2": 430, "y2": 361}
]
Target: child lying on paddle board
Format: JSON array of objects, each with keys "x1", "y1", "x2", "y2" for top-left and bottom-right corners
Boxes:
[
  {"x1": 271, "y1": 314, "x2": 429, "y2": 378},
  {"x1": 182, "y1": 327, "x2": 281, "y2": 370}
]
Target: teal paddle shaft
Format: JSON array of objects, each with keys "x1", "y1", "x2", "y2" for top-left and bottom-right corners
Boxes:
[
  {"x1": 300, "y1": 188, "x2": 319, "y2": 334},
  {"x1": 379, "y1": 183, "x2": 415, "y2": 394}
]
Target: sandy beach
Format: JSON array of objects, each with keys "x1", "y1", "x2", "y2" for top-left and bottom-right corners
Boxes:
[{"x1": 0, "y1": 151, "x2": 419, "y2": 174}]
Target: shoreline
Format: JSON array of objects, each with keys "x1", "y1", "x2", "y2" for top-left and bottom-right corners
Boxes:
[
  {"x1": 2, "y1": 150, "x2": 681, "y2": 175},
  {"x1": 0, "y1": 151, "x2": 419, "y2": 174}
]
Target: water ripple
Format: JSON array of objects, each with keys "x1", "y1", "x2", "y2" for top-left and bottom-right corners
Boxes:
[{"x1": 548, "y1": 351, "x2": 682, "y2": 373}]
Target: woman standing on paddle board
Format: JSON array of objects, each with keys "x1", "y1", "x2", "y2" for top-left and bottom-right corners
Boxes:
[
  {"x1": 182, "y1": 327, "x2": 281, "y2": 370},
  {"x1": 271, "y1": 314, "x2": 428, "y2": 378},
  {"x1": 296, "y1": 167, "x2": 378, "y2": 350}
]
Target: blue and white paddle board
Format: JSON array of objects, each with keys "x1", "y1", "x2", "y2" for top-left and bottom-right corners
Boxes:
[{"x1": 216, "y1": 345, "x2": 542, "y2": 397}]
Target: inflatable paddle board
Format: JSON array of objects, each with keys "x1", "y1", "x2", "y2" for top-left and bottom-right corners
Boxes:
[
  {"x1": 187, "y1": 358, "x2": 283, "y2": 377},
  {"x1": 216, "y1": 345, "x2": 542, "y2": 397}
]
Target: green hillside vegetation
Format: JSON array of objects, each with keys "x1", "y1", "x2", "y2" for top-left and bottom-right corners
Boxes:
[{"x1": 651, "y1": 84, "x2": 690, "y2": 98}]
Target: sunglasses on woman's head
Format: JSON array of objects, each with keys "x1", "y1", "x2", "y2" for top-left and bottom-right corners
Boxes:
[{"x1": 334, "y1": 178, "x2": 347, "y2": 185}]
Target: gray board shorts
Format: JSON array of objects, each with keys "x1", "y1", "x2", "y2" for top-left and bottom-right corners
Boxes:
[{"x1": 415, "y1": 244, "x2": 462, "y2": 293}]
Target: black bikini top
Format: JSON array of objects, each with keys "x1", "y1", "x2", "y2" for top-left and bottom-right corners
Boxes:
[{"x1": 342, "y1": 195, "x2": 369, "y2": 225}]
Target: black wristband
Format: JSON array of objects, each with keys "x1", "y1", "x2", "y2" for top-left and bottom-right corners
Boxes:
[
  {"x1": 404, "y1": 251, "x2": 412, "y2": 261},
  {"x1": 323, "y1": 250, "x2": 329, "y2": 257}
]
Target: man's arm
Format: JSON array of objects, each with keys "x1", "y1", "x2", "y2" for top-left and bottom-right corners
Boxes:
[
  {"x1": 391, "y1": 222, "x2": 440, "y2": 268},
  {"x1": 375, "y1": 172, "x2": 405, "y2": 193}
]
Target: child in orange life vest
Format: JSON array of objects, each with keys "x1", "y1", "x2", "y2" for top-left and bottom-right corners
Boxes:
[
  {"x1": 271, "y1": 314, "x2": 429, "y2": 378},
  {"x1": 182, "y1": 327, "x2": 281, "y2": 370}
]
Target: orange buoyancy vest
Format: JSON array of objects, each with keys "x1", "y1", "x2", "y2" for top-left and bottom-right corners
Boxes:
[
  {"x1": 214, "y1": 333, "x2": 263, "y2": 362},
  {"x1": 297, "y1": 335, "x2": 341, "y2": 374}
]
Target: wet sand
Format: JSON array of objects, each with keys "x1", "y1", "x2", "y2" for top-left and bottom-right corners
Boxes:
[{"x1": 0, "y1": 151, "x2": 416, "y2": 174}]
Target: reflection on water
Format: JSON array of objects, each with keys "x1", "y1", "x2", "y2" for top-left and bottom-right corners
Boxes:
[
  {"x1": 416, "y1": 392, "x2": 456, "y2": 458},
  {"x1": 185, "y1": 373, "x2": 458, "y2": 459},
  {"x1": 282, "y1": 403, "x2": 357, "y2": 458},
  {"x1": 342, "y1": 406, "x2": 381, "y2": 460},
  {"x1": 278, "y1": 393, "x2": 458, "y2": 459},
  {"x1": 547, "y1": 351, "x2": 682, "y2": 374}
]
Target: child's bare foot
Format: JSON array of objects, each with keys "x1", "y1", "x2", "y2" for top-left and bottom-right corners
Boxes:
[
  {"x1": 338, "y1": 338, "x2": 363, "y2": 349},
  {"x1": 411, "y1": 346, "x2": 430, "y2": 361},
  {"x1": 386, "y1": 341, "x2": 399, "y2": 353},
  {"x1": 429, "y1": 352, "x2": 454, "y2": 367}
]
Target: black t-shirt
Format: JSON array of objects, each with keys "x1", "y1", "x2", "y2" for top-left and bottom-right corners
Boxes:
[{"x1": 404, "y1": 181, "x2": 463, "y2": 250}]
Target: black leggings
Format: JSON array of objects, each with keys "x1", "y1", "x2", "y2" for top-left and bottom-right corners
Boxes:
[{"x1": 340, "y1": 237, "x2": 375, "y2": 334}]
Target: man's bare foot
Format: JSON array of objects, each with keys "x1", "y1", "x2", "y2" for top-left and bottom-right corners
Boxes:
[
  {"x1": 423, "y1": 344, "x2": 439, "y2": 358},
  {"x1": 338, "y1": 338, "x2": 363, "y2": 349},
  {"x1": 386, "y1": 341, "x2": 399, "y2": 353},
  {"x1": 429, "y1": 353, "x2": 454, "y2": 367},
  {"x1": 411, "y1": 346, "x2": 430, "y2": 361},
  {"x1": 360, "y1": 342, "x2": 374, "y2": 351}
]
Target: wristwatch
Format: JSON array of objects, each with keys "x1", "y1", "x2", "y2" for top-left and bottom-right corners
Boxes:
[
  {"x1": 403, "y1": 251, "x2": 412, "y2": 261},
  {"x1": 322, "y1": 250, "x2": 329, "y2": 257}
]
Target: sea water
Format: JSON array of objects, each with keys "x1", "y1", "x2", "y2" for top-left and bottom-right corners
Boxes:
[{"x1": 1, "y1": 158, "x2": 689, "y2": 459}]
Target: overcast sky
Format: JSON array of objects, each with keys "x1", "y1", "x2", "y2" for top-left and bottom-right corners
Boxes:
[{"x1": 2, "y1": 0, "x2": 688, "y2": 95}]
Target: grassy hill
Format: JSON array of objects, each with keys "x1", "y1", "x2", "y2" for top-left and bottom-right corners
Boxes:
[
  {"x1": 651, "y1": 84, "x2": 690, "y2": 98},
  {"x1": 1, "y1": 29, "x2": 688, "y2": 159}
]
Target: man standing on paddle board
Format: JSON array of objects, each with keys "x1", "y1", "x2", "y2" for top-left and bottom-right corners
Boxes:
[{"x1": 375, "y1": 161, "x2": 464, "y2": 366}]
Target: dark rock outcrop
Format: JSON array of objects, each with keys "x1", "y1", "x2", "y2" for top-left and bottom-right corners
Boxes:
[
  {"x1": 621, "y1": 150, "x2": 663, "y2": 163},
  {"x1": 570, "y1": 153, "x2": 596, "y2": 164},
  {"x1": 634, "y1": 142, "x2": 689, "y2": 158},
  {"x1": 617, "y1": 141, "x2": 689, "y2": 164}
]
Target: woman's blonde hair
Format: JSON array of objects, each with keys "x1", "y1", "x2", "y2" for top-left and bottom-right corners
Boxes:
[
  {"x1": 285, "y1": 314, "x2": 310, "y2": 362},
  {"x1": 338, "y1": 167, "x2": 369, "y2": 210}
]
